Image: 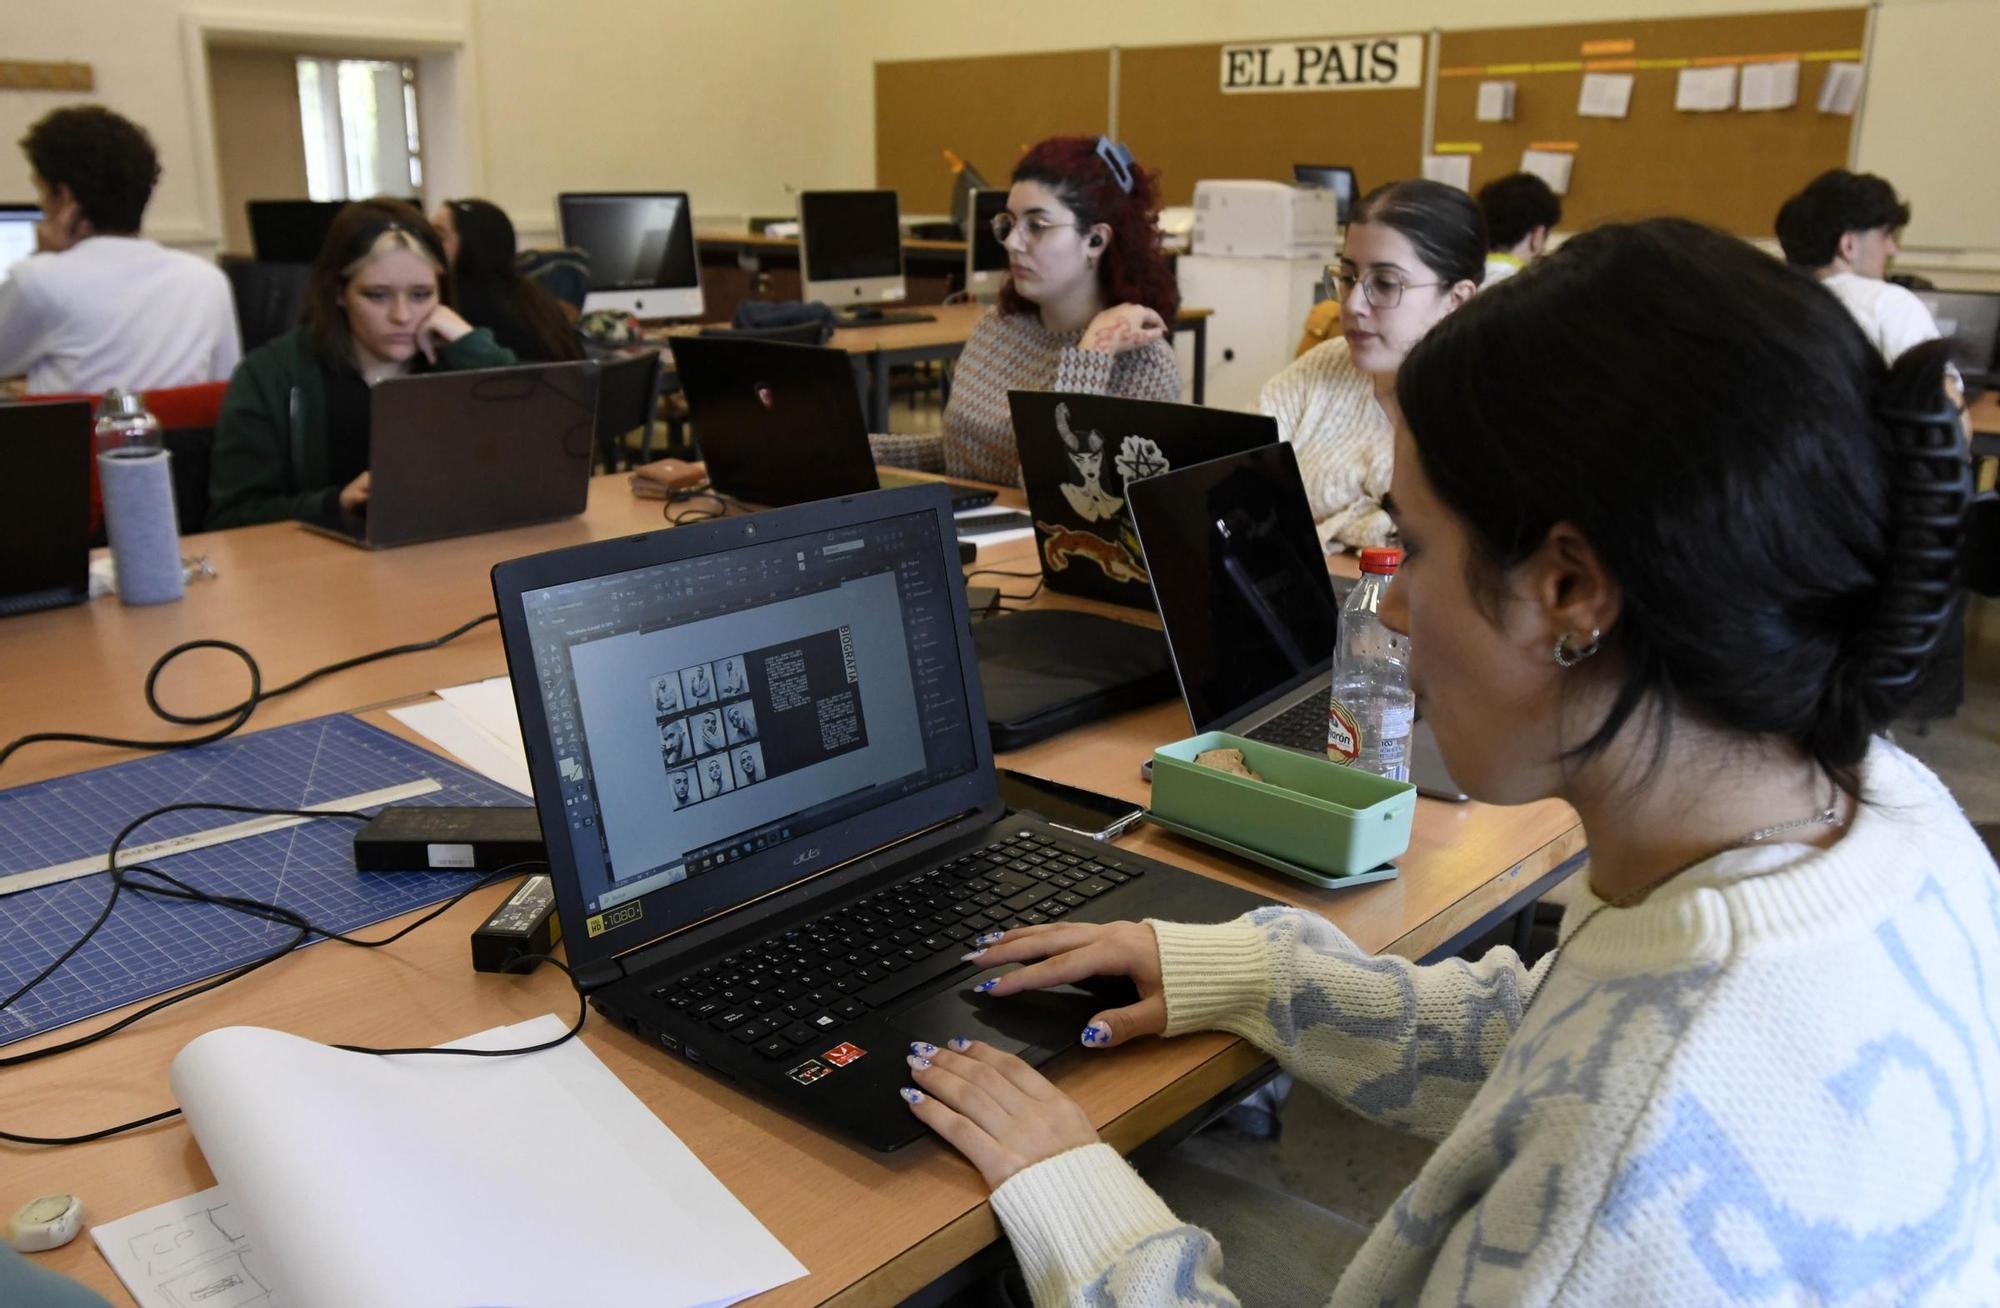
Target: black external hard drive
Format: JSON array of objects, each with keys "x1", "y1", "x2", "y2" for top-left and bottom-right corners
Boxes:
[{"x1": 352, "y1": 805, "x2": 545, "y2": 872}]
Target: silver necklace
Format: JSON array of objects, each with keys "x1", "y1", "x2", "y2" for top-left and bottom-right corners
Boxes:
[{"x1": 1521, "y1": 785, "x2": 1846, "y2": 1015}]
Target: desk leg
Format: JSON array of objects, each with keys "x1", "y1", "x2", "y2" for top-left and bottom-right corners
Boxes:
[
  {"x1": 1192, "y1": 317, "x2": 1207, "y2": 406},
  {"x1": 871, "y1": 355, "x2": 891, "y2": 433}
]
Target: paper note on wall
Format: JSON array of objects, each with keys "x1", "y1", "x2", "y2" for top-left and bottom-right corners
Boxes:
[
  {"x1": 1520, "y1": 149, "x2": 1574, "y2": 195},
  {"x1": 1817, "y1": 61, "x2": 1863, "y2": 114},
  {"x1": 1577, "y1": 72, "x2": 1634, "y2": 119},
  {"x1": 1475, "y1": 80, "x2": 1516, "y2": 122},
  {"x1": 1739, "y1": 60, "x2": 1799, "y2": 111},
  {"x1": 1674, "y1": 65, "x2": 1738, "y2": 112},
  {"x1": 1422, "y1": 154, "x2": 1473, "y2": 191}
]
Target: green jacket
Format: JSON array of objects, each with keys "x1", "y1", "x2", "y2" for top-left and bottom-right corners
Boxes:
[{"x1": 206, "y1": 325, "x2": 516, "y2": 529}]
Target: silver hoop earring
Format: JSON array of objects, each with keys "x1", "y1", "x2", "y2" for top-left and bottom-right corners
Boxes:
[{"x1": 1553, "y1": 628, "x2": 1601, "y2": 668}]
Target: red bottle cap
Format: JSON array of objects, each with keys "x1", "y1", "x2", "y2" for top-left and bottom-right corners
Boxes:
[{"x1": 1358, "y1": 547, "x2": 1404, "y2": 575}]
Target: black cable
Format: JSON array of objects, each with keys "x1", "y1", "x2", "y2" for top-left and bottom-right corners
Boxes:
[
  {"x1": 0, "y1": 796, "x2": 580, "y2": 1147},
  {"x1": 0, "y1": 612, "x2": 499, "y2": 770}
]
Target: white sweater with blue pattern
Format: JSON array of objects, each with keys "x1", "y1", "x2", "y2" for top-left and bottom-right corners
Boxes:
[{"x1": 990, "y1": 739, "x2": 2000, "y2": 1305}]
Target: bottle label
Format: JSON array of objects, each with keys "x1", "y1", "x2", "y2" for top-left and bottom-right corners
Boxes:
[
  {"x1": 1379, "y1": 703, "x2": 1414, "y2": 741},
  {"x1": 1326, "y1": 699, "x2": 1361, "y2": 763}
]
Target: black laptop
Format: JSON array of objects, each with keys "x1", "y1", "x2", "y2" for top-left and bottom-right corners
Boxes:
[
  {"x1": 1, "y1": 401, "x2": 92, "y2": 617},
  {"x1": 665, "y1": 334, "x2": 995, "y2": 511},
  {"x1": 1009, "y1": 392, "x2": 1277, "y2": 610},
  {"x1": 491, "y1": 483, "x2": 1270, "y2": 1150},
  {"x1": 1129, "y1": 443, "x2": 1468, "y2": 803},
  {"x1": 304, "y1": 361, "x2": 599, "y2": 549}
]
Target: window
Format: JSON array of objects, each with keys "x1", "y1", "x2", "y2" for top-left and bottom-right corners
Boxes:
[{"x1": 296, "y1": 57, "x2": 422, "y2": 201}]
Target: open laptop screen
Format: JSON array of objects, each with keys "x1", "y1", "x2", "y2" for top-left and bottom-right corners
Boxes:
[
  {"x1": 509, "y1": 498, "x2": 983, "y2": 943},
  {"x1": 1128, "y1": 443, "x2": 1341, "y2": 729}
]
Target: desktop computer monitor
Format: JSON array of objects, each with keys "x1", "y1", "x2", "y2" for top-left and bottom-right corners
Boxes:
[
  {"x1": 1917, "y1": 289, "x2": 2000, "y2": 385},
  {"x1": 965, "y1": 189, "x2": 1010, "y2": 302},
  {"x1": 1292, "y1": 165, "x2": 1358, "y2": 224},
  {"x1": 247, "y1": 199, "x2": 347, "y2": 262},
  {"x1": 559, "y1": 191, "x2": 704, "y2": 320},
  {"x1": 799, "y1": 190, "x2": 905, "y2": 308},
  {"x1": 0, "y1": 204, "x2": 39, "y2": 279}
]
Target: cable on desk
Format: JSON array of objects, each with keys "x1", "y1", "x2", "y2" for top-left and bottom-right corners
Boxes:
[
  {"x1": 663, "y1": 484, "x2": 741, "y2": 526},
  {"x1": 0, "y1": 799, "x2": 583, "y2": 1148},
  {"x1": 0, "y1": 612, "x2": 499, "y2": 771}
]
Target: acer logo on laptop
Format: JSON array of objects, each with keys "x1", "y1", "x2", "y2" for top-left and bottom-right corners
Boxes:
[{"x1": 792, "y1": 847, "x2": 821, "y2": 866}]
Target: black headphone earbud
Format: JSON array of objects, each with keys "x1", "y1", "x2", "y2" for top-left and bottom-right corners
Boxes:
[{"x1": 1088, "y1": 234, "x2": 1105, "y2": 248}]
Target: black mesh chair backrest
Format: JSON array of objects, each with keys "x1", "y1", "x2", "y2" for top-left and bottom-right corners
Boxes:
[
  {"x1": 700, "y1": 320, "x2": 832, "y2": 347},
  {"x1": 593, "y1": 351, "x2": 662, "y2": 470},
  {"x1": 221, "y1": 260, "x2": 312, "y2": 353}
]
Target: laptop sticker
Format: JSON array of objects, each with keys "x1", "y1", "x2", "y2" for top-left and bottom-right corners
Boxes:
[
  {"x1": 822, "y1": 1042, "x2": 867, "y2": 1067},
  {"x1": 788, "y1": 1058, "x2": 832, "y2": 1086}
]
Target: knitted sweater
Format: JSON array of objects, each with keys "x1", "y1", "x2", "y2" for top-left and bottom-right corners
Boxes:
[
  {"x1": 873, "y1": 308, "x2": 1180, "y2": 485},
  {"x1": 991, "y1": 738, "x2": 2000, "y2": 1306},
  {"x1": 1258, "y1": 338, "x2": 1394, "y2": 551}
]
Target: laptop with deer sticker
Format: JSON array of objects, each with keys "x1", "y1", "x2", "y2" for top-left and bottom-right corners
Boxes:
[{"x1": 1008, "y1": 392, "x2": 1277, "y2": 609}]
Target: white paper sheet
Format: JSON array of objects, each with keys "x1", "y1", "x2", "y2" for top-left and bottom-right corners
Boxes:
[
  {"x1": 1739, "y1": 60, "x2": 1800, "y2": 111},
  {"x1": 1675, "y1": 65, "x2": 1739, "y2": 112},
  {"x1": 388, "y1": 700, "x2": 533, "y2": 797},
  {"x1": 1475, "y1": 80, "x2": 1515, "y2": 122},
  {"x1": 1422, "y1": 154, "x2": 1473, "y2": 191},
  {"x1": 1577, "y1": 72, "x2": 1634, "y2": 118},
  {"x1": 92, "y1": 1188, "x2": 272, "y2": 1308},
  {"x1": 142, "y1": 1015, "x2": 805, "y2": 1308},
  {"x1": 1817, "y1": 60, "x2": 1863, "y2": 114},
  {"x1": 1520, "y1": 149, "x2": 1575, "y2": 196}
]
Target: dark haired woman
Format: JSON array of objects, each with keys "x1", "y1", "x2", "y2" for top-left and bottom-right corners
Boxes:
[
  {"x1": 894, "y1": 220, "x2": 1995, "y2": 1304},
  {"x1": 1263, "y1": 179, "x2": 1483, "y2": 551},
  {"x1": 207, "y1": 198, "x2": 514, "y2": 528},
  {"x1": 433, "y1": 198, "x2": 581, "y2": 363},
  {"x1": 875, "y1": 136, "x2": 1180, "y2": 485}
]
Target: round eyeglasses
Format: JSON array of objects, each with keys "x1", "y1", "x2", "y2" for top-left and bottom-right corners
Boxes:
[
  {"x1": 1322, "y1": 266, "x2": 1449, "y2": 310},
  {"x1": 991, "y1": 212, "x2": 1089, "y2": 246}
]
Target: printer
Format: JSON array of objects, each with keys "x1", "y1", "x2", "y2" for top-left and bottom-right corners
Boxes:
[{"x1": 1191, "y1": 180, "x2": 1339, "y2": 260}]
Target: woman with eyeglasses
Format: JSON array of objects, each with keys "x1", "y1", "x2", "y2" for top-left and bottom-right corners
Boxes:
[
  {"x1": 895, "y1": 219, "x2": 1994, "y2": 1306},
  {"x1": 874, "y1": 136, "x2": 1180, "y2": 485},
  {"x1": 1262, "y1": 179, "x2": 1484, "y2": 551}
]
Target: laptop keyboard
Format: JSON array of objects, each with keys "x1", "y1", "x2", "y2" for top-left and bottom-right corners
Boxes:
[
  {"x1": 650, "y1": 829, "x2": 1142, "y2": 1062},
  {"x1": 1245, "y1": 696, "x2": 1328, "y2": 753}
]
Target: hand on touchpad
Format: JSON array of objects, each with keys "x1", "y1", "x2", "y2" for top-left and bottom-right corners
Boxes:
[{"x1": 891, "y1": 968, "x2": 1100, "y2": 1058}]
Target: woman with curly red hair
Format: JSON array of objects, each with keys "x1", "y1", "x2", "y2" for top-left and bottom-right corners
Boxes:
[{"x1": 875, "y1": 136, "x2": 1181, "y2": 484}]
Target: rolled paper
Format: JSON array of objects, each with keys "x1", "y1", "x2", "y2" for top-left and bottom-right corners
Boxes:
[{"x1": 98, "y1": 448, "x2": 185, "y2": 605}]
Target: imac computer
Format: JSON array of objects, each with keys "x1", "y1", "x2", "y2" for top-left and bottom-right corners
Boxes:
[
  {"x1": 0, "y1": 204, "x2": 40, "y2": 279},
  {"x1": 247, "y1": 199, "x2": 347, "y2": 262},
  {"x1": 965, "y1": 189, "x2": 1010, "y2": 302},
  {"x1": 1293, "y1": 165, "x2": 1358, "y2": 225},
  {"x1": 799, "y1": 190, "x2": 905, "y2": 309},
  {"x1": 559, "y1": 191, "x2": 704, "y2": 320}
]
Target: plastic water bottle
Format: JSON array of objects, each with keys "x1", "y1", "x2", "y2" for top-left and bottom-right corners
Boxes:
[
  {"x1": 93, "y1": 387, "x2": 163, "y2": 456},
  {"x1": 1327, "y1": 547, "x2": 1412, "y2": 782}
]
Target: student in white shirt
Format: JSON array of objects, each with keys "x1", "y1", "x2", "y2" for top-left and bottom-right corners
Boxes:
[
  {"x1": 1776, "y1": 169, "x2": 1940, "y2": 366},
  {"x1": 1476, "y1": 171, "x2": 1561, "y2": 287},
  {"x1": 0, "y1": 106, "x2": 239, "y2": 395}
]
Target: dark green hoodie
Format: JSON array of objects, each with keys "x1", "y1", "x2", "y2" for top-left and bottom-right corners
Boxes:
[{"x1": 206, "y1": 324, "x2": 515, "y2": 529}]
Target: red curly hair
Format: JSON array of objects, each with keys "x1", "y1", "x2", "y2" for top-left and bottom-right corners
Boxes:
[{"x1": 998, "y1": 136, "x2": 1179, "y2": 321}]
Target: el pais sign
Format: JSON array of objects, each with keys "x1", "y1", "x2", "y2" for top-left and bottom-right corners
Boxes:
[{"x1": 1219, "y1": 34, "x2": 1425, "y2": 93}]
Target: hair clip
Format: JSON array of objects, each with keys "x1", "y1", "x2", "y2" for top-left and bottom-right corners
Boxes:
[{"x1": 1095, "y1": 137, "x2": 1136, "y2": 194}]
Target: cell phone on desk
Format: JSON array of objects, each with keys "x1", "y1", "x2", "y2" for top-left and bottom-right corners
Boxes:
[{"x1": 998, "y1": 769, "x2": 1145, "y2": 841}]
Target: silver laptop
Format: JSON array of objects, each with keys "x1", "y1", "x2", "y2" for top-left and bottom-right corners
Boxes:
[
  {"x1": 1128, "y1": 442, "x2": 1468, "y2": 802},
  {"x1": 306, "y1": 360, "x2": 600, "y2": 549}
]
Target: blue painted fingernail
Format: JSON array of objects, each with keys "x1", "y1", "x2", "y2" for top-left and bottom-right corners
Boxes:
[
  {"x1": 975, "y1": 931, "x2": 1005, "y2": 946},
  {"x1": 900, "y1": 1086, "x2": 924, "y2": 1104},
  {"x1": 907, "y1": 1054, "x2": 932, "y2": 1071},
  {"x1": 1081, "y1": 1021, "x2": 1112, "y2": 1047},
  {"x1": 974, "y1": 978, "x2": 998, "y2": 993},
  {"x1": 960, "y1": 948, "x2": 986, "y2": 961},
  {"x1": 910, "y1": 1041, "x2": 938, "y2": 1057},
  {"x1": 948, "y1": 1036, "x2": 971, "y2": 1051}
]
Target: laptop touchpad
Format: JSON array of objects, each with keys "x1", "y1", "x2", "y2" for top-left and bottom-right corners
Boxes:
[{"x1": 890, "y1": 971, "x2": 1100, "y2": 1059}]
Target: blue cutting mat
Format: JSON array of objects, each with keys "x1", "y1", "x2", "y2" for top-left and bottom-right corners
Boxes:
[{"x1": 0, "y1": 714, "x2": 532, "y2": 1047}]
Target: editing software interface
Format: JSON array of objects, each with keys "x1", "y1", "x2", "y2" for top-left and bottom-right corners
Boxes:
[{"x1": 522, "y1": 510, "x2": 977, "y2": 916}]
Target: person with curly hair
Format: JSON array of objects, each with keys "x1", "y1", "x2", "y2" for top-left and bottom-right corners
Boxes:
[
  {"x1": 0, "y1": 105, "x2": 239, "y2": 394},
  {"x1": 871, "y1": 136, "x2": 1180, "y2": 485}
]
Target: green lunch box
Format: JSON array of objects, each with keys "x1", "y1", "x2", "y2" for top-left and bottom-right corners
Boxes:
[{"x1": 1149, "y1": 731, "x2": 1417, "y2": 880}]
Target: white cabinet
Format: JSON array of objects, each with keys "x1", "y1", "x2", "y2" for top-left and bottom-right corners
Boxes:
[{"x1": 1177, "y1": 254, "x2": 1328, "y2": 413}]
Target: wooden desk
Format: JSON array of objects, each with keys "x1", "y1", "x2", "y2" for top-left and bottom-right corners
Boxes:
[{"x1": 1, "y1": 478, "x2": 1581, "y2": 1305}]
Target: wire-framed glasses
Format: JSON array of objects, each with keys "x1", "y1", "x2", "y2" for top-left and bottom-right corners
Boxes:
[{"x1": 1322, "y1": 266, "x2": 1448, "y2": 309}]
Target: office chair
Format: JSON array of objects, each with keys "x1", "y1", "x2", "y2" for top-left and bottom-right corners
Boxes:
[
  {"x1": 594, "y1": 350, "x2": 663, "y2": 471},
  {"x1": 221, "y1": 260, "x2": 312, "y2": 353},
  {"x1": 26, "y1": 382, "x2": 228, "y2": 537}
]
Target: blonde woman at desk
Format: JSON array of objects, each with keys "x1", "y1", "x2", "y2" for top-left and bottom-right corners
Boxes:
[
  {"x1": 872, "y1": 136, "x2": 1180, "y2": 485},
  {"x1": 1264, "y1": 179, "x2": 1483, "y2": 553},
  {"x1": 899, "y1": 221, "x2": 1999, "y2": 1305}
]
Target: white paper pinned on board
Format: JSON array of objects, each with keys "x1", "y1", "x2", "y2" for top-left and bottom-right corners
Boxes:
[
  {"x1": 1475, "y1": 80, "x2": 1516, "y2": 122},
  {"x1": 1422, "y1": 154, "x2": 1473, "y2": 191},
  {"x1": 1520, "y1": 149, "x2": 1574, "y2": 196},
  {"x1": 1817, "y1": 60, "x2": 1863, "y2": 114},
  {"x1": 1674, "y1": 65, "x2": 1738, "y2": 112},
  {"x1": 1739, "y1": 60, "x2": 1800, "y2": 111},
  {"x1": 1577, "y1": 72, "x2": 1634, "y2": 119}
]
